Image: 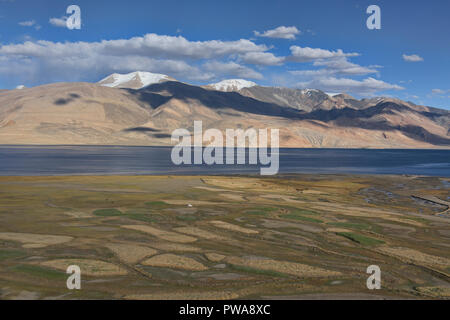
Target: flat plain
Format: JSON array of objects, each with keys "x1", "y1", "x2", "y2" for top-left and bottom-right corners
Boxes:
[{"x1": 0, "y1": 174, "x2": 448, "y2": 299}]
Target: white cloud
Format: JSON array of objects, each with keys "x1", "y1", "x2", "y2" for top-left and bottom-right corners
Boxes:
[
  {"x1": 0, "y1": 32, "x2": 404, "y2": 95},
  {"x1": 0, "y1": 33, "x2": 270, "y2": 85},
  {"x1": 286, "y1": 48, "x2": 395, "y2": 96},
  {"x1": 99, "y1": 34, "x2": 268, "y2": 60},
  {"x1": 49, "y1": 17, "x2": 67, "y2": 28},
  {"x1": 290, "y1": 57, "x2": 379, "y2": 77},
  {"x1": 18, "y1": 20, "x2": 41, "y2": 30},
  {"x1": 203, "y1": 61, "x2": 263, "y2": 79},
  {"x1": 239, "y1": 52, "x2": 285, "y2": 66},
  {"x1": 314, "y1": 58, "x2": 379, "y2": 75},
  {"x1": 18, "y1": 20, "x2": 35, "y2": 27},
  {"x1": 254, "y1": 26, "x2": 300, "y2": 40},
  {"x1": 289, "y1": 46, "x2": 359, "y2": 62},
  {"x1": 0, "y1": 34, "x2": 268, "y2": 60},
  {"x1": 402, "y1": 54, "x2": 423, "y2": 62},
  {"x1": 431, "y1": 88, "x2": 449, "y2": 95},
  {"x1": 296, "y1": 77, "x2": 404, "y2": 95}
]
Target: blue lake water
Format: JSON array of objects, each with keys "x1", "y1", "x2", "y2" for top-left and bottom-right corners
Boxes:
[{"x1": 0, "y1": 146, "x2": 449, "y2": 177}]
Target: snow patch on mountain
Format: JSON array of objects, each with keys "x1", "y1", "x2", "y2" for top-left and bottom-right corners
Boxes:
[
  {"x1": 98, "y1": 71, "x2": 172, "y2": 89},
  {"x1": 299, "y1": 89, "x2": 321, "y2": 96},
  {"x1": 208, "y1": 79, "x2": 257, "y2": 92}
]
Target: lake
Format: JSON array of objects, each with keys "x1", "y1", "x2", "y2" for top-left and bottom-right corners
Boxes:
[{"x1": 0, "y1": 146, "x2": 449, "y2": 177}]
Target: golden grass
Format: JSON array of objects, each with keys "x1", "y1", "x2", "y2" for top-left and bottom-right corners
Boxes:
[
  {"x1": 106, "y1": 243, "x2": 158, "y2": 264},
  {"x1": 377, "y1": 246, "x2": 450, "y2": 268},
  {"x1": 162, "y1": 200, "x2": 225, "y2": 206},
  {"x1": 326, "y1": 228, "x2": 352, "y2": 233},
  {"x1": 203, "y1": 177, "x2": 291, "y2": 194},
  {"x1": 0, "y1": 232, "x2": 73, "y2": 248},
  {"x1": 194, "y1": 186, "x2": 231, "y2": 192},
  {"x1": 174, "y1": 226, "x2": 224, "y2": 240},
  {"x1": 122, "y1": 225, "x2": 197, "y2": 243},
  {"x1": 40, "y1": 259, "x2": 127, "y2": 276},
  {"x1": 309, "y1": 203, "x2": 425, "y2": 227},
  {"x1": 125, "y1": 291, "x2": 239, "y2": 300},
  {"x1": 221, "y1": 194, "x2": 246, "y2": 202},
  {"x1": 64, "y1": 211, "x2": 92, "y2": 219},
  {"x1": 147, "y1": 242, "x2": 202, "y2": 252},
  {"x1": 225, "y1": 256, "x2": 341, "y2": 278},
  {"x1": 205, "y1": 253, "x2": 226, "y2": 262},
  {"x1": 210, "y1": 221, "x2": 258, "y2": 235},
  {"x1": 141, "y1": 254, "x2": 208, "y2": 271},
  {"x1": 302, "y1": 189, "x2": 326, "y2": 195},
  {"x1": 415, "y1": 286, "x2": 450, "y2": 298}
]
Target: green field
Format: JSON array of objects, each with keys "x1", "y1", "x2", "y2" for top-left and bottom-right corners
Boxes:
[{"x1": 0, "y1": 174, "x2": 448, "y2": 300}]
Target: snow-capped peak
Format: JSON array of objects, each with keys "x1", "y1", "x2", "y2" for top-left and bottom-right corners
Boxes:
[
  {"x1": 208, "y1": 79, "x2": 257, "y2": 92},
  {"x1": 98, "y1": 71, "x2": 174, "y2": 89},
  {"x1": 15, "y1": 85, "x2": 26, "y2": 90},
  {"x1": 299, "y1": 89, "x2": 320, "y2": 96}
]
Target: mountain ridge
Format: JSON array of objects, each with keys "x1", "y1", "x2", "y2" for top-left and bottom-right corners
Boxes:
[
  {"x1": 205, "y1": 79, "x2": 257, "y2": 92},
  {"x1": 0, "y1": 76, "x2": 448, "y2": 148}
]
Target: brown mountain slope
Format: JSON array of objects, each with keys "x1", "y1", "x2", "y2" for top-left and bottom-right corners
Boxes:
[
  {"x1": 0, "y1": 81, "x2": 448, "y2": 148},
  {"x1": 0, "y1": 83, "x2": 152, "y2": 145},
  {"x1": 238, "y1": 86, "x2": 340, "y2": 111}
]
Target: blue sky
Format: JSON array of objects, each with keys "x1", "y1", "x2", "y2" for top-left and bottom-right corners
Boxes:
[{"x1": 0, "y1": 0, "x2": 449, "y2": 109}]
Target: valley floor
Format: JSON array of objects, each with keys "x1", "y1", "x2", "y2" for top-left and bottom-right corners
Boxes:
[{"x1": 0, "y1": 174, "x2": 449, "y2": 299}]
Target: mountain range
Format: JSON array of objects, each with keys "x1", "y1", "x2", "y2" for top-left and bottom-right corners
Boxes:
[{"x1": 0, "y1": 71, "x2": 448, "y2": 148}]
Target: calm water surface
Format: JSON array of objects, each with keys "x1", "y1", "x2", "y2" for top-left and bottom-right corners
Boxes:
[{"x1": 0, "y1": 146, "x2": 449, "y2": 177}]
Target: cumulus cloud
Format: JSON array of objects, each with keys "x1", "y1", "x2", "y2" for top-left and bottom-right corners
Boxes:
[
  {"x1": 0, "y1": 34, "x2": 268, "y2": 61},
  {"x1": 431, "y1": 88, "x2": 449, "y2": 95},
  {"x1": 49, "y1": 17, "x2": 67, "y2": 28},
  {"x1": 239, "y1": 52, "x2": 285, "y2": 66},
  {"x1": 314, "y1": 59, "x2": 379, "y2": 75},
  {"x1": 286, "y1": 47, "x2": 396, "y2": 95},
  {"x1": 98, "y1": 34, "x2": 268, "y2": 60},
  {"x1": 203, "y1": 61, "x2": 263, "y2": 79},
  {"x1": 290, "y1": 57, "x2": 379, "y2": 77},
  {"x1": 0, "y1": 33, "x2": 270, "y2": 85},
  {"x1": 0, "y1": 31, "x2": 401, "y2": 96},
  {"x1": 18, "y1": 20, "x2": 35, "y2": 27},
  {"x1": 254, "y1": 26, "x2": 300, "y2": 40},
  {"x1": 18, "y1": 20, "x2": 41, "y2": 30},
  {"x1": 402, "y1": 54, "x2": 423, "y2": 62},
  {"x1": 289, "y1": 46, "x2": 359, "y2": 62},
  {"x1": 296, "y1": 77, "x2": 404, "y2": 95}
]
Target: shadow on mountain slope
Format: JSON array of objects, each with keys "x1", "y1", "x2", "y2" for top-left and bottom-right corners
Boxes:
[
  {"x1": 303, "y1": 102, "x2": 450, "y2": 146},
  {"x1": 126, "y1": 81, "x2": 303, "y2": 118},
  {"x1": 124, "y1": 82, "x2": 449, "y2": 146},
  {"x1": 305, "y1": 102, "x2": 445, "y2": 122}
]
